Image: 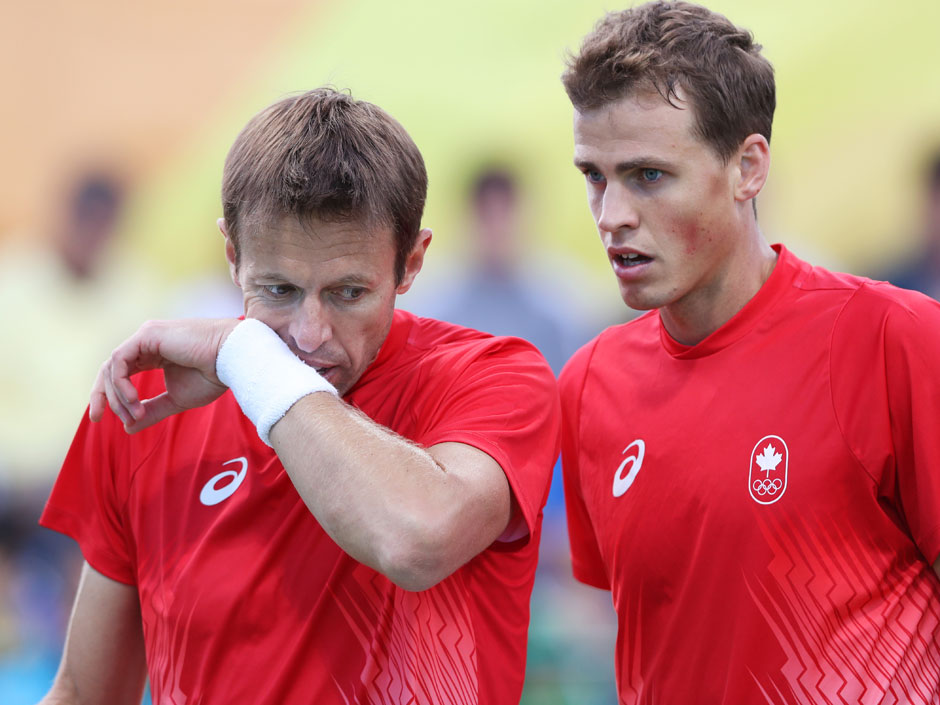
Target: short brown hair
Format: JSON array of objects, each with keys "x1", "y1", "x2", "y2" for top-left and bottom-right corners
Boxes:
[
  {"x1": 222, "y1": 88, "x2": 428, "y2": 284},
  {"x1": 562, "y1": 1, "x2": 775, "y2": 162}
]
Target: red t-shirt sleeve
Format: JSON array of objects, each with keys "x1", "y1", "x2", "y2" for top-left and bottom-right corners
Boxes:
[
  {"x1": 40, "y1": 371, "x2": 170, "y2": 585},
  {"x1": 39, "y1": 405, "x2": 139, "y2": 584},
  {"x1": 832, "y1": 284, "x2": 940, "y2": 565},
  {"x1": 559, "y1": 339, "x2": 610, "y2": 590},
  {"x1": 416, "y1": 338, "x2": 560, "y2": 545}
]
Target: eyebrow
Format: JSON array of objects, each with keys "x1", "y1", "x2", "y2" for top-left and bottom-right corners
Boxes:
[
  {"x1": 248, "y1": 272, "x2": 372, "y2": 287},
  {"x1": 328, "y1": 275, "x2": 371, "y2": 288},
  {"x1": 248, "y1": 270, "x2": 294, "y2": 283},
  {"x1": 574, "y1": 157, "x2": 673, "y2": 174}
]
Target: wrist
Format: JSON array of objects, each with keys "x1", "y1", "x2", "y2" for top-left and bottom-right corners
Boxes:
[{"x1": 216, "y1": 318, "x2": 338, "y2": 446}]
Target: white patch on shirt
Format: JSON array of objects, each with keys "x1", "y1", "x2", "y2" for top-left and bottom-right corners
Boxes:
[
  {"x1": 199, "y1": 457, "x2": 248, "y2": 506},
  {"x1": 749, "y1": 436, "x2": 788, "y2": 505},
  {"x1": 613, "y1": 439, "x2": 645, "y2": 498}
]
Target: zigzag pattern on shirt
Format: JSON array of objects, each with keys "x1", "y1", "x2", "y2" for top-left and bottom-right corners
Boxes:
[
  {"x1": 145, "y1": 583, "x2": 202, "y2": 705},
  {"x1": 331, "y1": 566, "x2": 478, "y2": 705},
  {"x1": 747, "y1": 509, "x2": 940, "y2": 705}
]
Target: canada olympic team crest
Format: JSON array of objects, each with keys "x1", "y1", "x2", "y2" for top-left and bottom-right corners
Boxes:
[{"x1": 748, "y1": 435, "x2": 788, "y2": 505}]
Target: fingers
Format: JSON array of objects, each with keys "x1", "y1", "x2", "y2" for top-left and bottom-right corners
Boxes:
[
  {"x1": 110, "y1": 349, "x2": 144, "y2": 413},
  {"x1": 90, "y1": 336, "x2": 150, "y2": 425},
  {"x1": 89, "y1": 318, "x2": 241, "y2": 427},
  {"x1": 89, "y1": 359, "x2": 110, "y2": 423},
  {"x1": 123, "y1": 393, "x2": 180, "y2": 434},
  {"x1": 102, "y1": 360, "x2": 143, "y2": 427}
]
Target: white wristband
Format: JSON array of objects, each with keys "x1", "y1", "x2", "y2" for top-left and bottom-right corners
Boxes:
[{"x1": 216, "y1": 318, "x2": 337, "y2": 446}]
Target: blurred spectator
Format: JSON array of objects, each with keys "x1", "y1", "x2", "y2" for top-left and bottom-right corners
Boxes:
[
  {"x1": 57, "y1": 174, "x2": 125, "y2": 280},
  {"x1": 0, "y1": 167, "x2": 167, "y2": 484},
  {"x1": 402, "y1": 166, "x2": 619, "y2": 374},
  {"x1": 0, "y1": 167, "x2": 165, "y2": 702},
  {"x1": 879, "y1": 151, "x2": 940, "y2": 299}
]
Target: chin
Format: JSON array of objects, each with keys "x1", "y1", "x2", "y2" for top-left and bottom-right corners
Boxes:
[
  {"x1": 622, "y1": 299, "x2": 656, "y2": 312},
  {"x1": 619, "y1": 289, "x2": 657, "y2": 312},
  {"x1": 331, "y1": 370, "x2": 361, "y2": 397}
]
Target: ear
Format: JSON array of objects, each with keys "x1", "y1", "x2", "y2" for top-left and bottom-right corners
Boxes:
[
  {"x1": 396, "y1": 228, "x2": 433, "y2": 295},
  {"x1": 734, "y1": 134, "x2": 770, "y2": 203},
  {"x1": 219, "y1": 218, "x2": 241, "y2": 288}
]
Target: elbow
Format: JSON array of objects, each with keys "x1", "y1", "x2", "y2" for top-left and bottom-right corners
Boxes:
[
  {"x1": 375, "y1": 519, "x2": 460, "y2": 592},
  {"x1": 386, "y1": 566, "x2": 449, "y2": 593}
]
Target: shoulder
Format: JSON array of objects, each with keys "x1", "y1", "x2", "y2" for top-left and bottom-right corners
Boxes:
[
  {"x1": 833, "y1": 277, "x2": 940, "y2": 341},
  {"x1": 776, "y1": 254, "x2": 940, "y2": 337},
  {"x1": 559, "y1": 312, "x2": 658, "y2": 393},
  {"x1": 788, "y1": 252, "x2": 933, "y2": 312},
  {"x1": 818, "y1": 276, "x2": 940, "y2": 409},
  {"x1": 405, "y1": 311, "x2": 555, "y2": 379}
]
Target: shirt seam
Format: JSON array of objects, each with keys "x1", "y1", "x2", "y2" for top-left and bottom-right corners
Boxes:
[
  {"x1": 573, "y1": 335, "x2": 611, "y2": 587},
  {"x1": 828, "y1": 284, "x2": 885, "y2": 491}
]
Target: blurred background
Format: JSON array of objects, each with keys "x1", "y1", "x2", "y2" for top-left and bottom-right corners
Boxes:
[{"x1": 2, "y1": 0, "x2": 940, "y2": 701}]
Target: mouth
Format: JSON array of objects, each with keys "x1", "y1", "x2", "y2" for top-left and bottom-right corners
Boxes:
[
  {"x1": 288, "y1": 346, "x2": 344, "y2": 386},
  {"x1": 612, "y1": 251, "x2": 653, "y2": 268},
  {"x1": 608, "y1": 247, "x2": 654, "y2": 281},
  {"x1": 297, "y1": 359, "x2": 337, "y2": 379}
]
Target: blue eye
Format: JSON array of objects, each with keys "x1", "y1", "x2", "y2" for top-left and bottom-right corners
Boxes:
[
  {"x1": 641, "y1": 168, "x2": 663, "y2": 183},
  {"x1": 586, "y1": 170, "x2": 605, "y2": 184}
]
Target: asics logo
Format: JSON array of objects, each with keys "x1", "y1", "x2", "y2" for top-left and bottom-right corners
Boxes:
[
  {"x1": 199, "y1": 457, "x2": 248, "y2": 506},
  {"x1": 613, "y1": 440, "x2": 645, "y2": 497}
]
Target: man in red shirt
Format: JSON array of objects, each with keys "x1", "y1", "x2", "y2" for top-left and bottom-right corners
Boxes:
[
  {"x1": 560, "y1": 2, "x2": 940, "y2": 702},
  {"x1": 38, "y1": 88, "x2": 560, "y2": 704}
]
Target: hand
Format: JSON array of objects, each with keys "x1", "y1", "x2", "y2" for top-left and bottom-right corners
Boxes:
[{"x1": 90, "y1": 318, "x2": 240, "y2": 433}]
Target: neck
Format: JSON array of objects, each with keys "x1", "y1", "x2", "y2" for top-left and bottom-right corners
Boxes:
[{"x1": 660, "y1": 238, "x2": 778, "y2": 346}]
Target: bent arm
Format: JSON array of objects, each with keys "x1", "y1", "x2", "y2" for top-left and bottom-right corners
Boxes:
[
  {"x1": 91, "y1": 317, "x2": 517, "y2": 591},
  {"x1": 40, "y1": 562, "x2": 147, "y2": 705},
  {"x1": 270, "y1": 394, "x2": 512, "y2": 591}
]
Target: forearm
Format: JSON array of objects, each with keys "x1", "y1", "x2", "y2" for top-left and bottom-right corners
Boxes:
[
  {"x1": 37, "y1": 677, "x2": 79, "y2": 705},
  {"x1": 41, "y1": 563, "x2": 147, "y2": 705},
  {"x1": 270, "y1": 393, "x2": 510, "y2": 590}
]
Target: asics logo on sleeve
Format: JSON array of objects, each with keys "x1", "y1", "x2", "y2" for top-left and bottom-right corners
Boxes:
[
  {"x1": 199, "y1": 457, "x2": 248, "y2": 506},
  {"x1": 613, "y1": 440, "x2": 645, "y2": 497}
]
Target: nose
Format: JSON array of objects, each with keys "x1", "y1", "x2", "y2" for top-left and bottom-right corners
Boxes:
[
  {"x1": 288, "y1": 296, "x2": 333, "y2": 354},
  {"x1": 595, "y1": 183, "x2": 639, "y2": 234}
]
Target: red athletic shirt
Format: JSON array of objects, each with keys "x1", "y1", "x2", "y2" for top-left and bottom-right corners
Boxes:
[
  {"x1": 41, "y1": 309, "x2": 560, "y2": 705},
  {"x1": 561, "y1": 245, "x2": 940, "y2": 704}
]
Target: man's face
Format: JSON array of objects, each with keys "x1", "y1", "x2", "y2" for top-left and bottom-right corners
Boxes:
[
  {"x1": 573, "y1": 91, "x2": 745, "y2": 321},
  {"x1": 226, "y1": 216, "x2": 427, "y2": 395}
]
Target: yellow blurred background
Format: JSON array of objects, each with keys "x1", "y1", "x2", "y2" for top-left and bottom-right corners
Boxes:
[{"x1": 3, "y1": 0, "x2": 940, "y2": 280}]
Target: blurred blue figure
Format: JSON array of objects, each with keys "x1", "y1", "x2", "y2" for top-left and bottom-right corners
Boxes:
[
  {"x1": 406, "y1": 167, "x2": 595, "y2": 375},
  {"x1": 881, "y1": 152, "x2": 940, "y2": 299},
  {"x1": 0, "y1": 488, "x2": 79, "y2": 703}
]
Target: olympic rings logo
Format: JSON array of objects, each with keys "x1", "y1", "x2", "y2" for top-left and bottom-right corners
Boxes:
[{"x1": 752, "y1": 478, "x2": 783, "y2": 496}]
